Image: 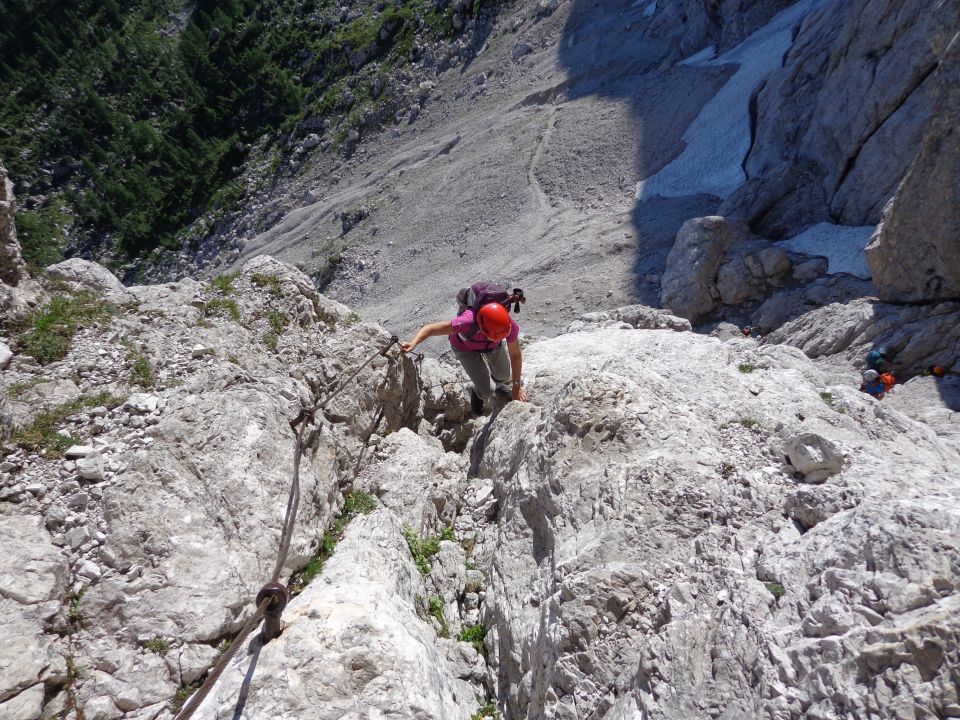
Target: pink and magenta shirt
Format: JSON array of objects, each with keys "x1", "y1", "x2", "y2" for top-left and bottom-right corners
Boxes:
[{"x1": 449, "y1": 308, "x2": 520, "y2": 352}]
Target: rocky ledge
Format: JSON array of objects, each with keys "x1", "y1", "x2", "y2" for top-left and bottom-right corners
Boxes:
[{"x1": 2, "y1": 257, "x2": 959, "y2": 720}]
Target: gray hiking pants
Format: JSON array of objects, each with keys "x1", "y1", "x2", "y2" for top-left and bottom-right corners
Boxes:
[{"x1": 453, "y1": 343, "x2": 512, "y2": 400}]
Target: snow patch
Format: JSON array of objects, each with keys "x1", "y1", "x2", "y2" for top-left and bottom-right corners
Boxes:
[
  {"x1": 680, "y1": 45, "x2": 717, "y2": 66},
  {"x1": 637, "y1": 0, "x2": 829, "y2": 201},
  {"x1": 781, "y1": 223, "x2": 875, "y2": 278}
]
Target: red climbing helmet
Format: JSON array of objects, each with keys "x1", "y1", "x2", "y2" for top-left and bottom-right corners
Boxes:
[{"x1": 477, "y1": 303, "x2": 512, "y2": 341}]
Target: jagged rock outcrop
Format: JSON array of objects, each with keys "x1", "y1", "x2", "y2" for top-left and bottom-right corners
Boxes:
[
  {"x1": 765, "y1": 296, "x2": 960, "y2": 377},
  {"x1": 660, "y1": 216, "x2": 802, "y2": 323},
  {"x1": 0, "y1": 161, "x2": 24, "y2": 288},
  {"x1": 646, "y1": 0, "x2": 795, "y2": 57},
  {"x1": 0, "y1": 160, "x2": 43, "y2": 323},
  {"x1": 566, "y1": 305, "x2": 692, "y2": 333},
  {"x1": 473, "y1": 326, "x2": 960, "y2": 719},
  {"x1": 4, "y1": 269, "x2": 960, "y2": 720},
  {"x1": 866, "y1": 29, "x2": 960, "y2": 303},
  {"x1": 0, "y1": 256, "x2": 454, "y2": 719},
  {"x1": 190, "y1": 429, "x2": 489, "y2": 719},
  {"x1": 726, "y1": 0, "x2": 960, "y2": 237},
  {"x1": 749, "y1": 274, "x2": 874, "y2": 333}
]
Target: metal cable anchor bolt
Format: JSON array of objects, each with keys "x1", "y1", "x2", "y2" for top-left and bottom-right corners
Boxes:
[{"x1": 256, "y1": 582, "x2": 289, "y2": 643}]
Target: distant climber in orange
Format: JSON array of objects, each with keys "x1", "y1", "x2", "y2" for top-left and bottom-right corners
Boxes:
[{"x1": 401, "y1": 283, "x2": 529, "y2": 415}]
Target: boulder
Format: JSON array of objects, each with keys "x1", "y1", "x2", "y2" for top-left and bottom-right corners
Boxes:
[
  {"x1": 76, "y1": 450, "x2": 105, "y2": 482},
  {"x1": 353, "y1": 428, "x2": 466, "y2": 531},
  {"x1": 782, "y1": 431, "x2": 846, "y2": 483},
  {"x1": 661, "y1": 216, "x2": 744, "y2": 322},
  {"x1": 661, "y1": 216, "x2": 790, "y2": 322},
  {"x1": 866, "y1": 32, "x2": 960, "y2": 302},
  {"x1": 512, "y1": 41, "x2": 533, "y2": 61},
  {"x1": 44, "y1": 258, "x2": 126, "y2": 294}
]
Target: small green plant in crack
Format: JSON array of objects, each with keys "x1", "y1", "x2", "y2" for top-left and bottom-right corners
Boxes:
[
  {"x1": 250, "y1": 273, "x2": 282, "y2": 297},
  {"x1": 289, "y1": 491, "x2": 378, "y2": 594},
  {"x1": 427, "y1": 595, "x2": 450, "y2": 638},
  {"x1": 262, "y1": 333, "x2": 279, "y2": 352},
  {"x1": 737, "y1": 363, "x2": 756, "y2": 374},
  {"x1": 6, "y1": 378, "x2": 44, "y2": 400},
  {"x1": 458, "y1": 624, "x2": 487, "y2": 653},
  {"x1": 124, "y1": 341, "x2": 155, "y2": 387},
  {"x1": 216, "y1": 638, "x2": 232, "y2": 655},
  {"x1": 171, "y1": 684, "x2": 197, "y2": 712},
  {"x1": 766, "y1": 582, "x2": 786, "y2": 599},
  {"x1": 63, "y1": 655, "x2": 84, "y2": 719},
  {"x1": 404, "y1": 528, "x2": 443, "y2": 575},
  {"x1": 200, "y1": 298, "x2": 241, "y2": 322},
  {"x1": 819, "y1": 391, "x2": 847, "y2": 414},
  {"x1": 67, "y1": 589, "x2": 84, "y2": 625},
  {"x1": 342, "y1": 311, "x2": 362, "y2": 327},
  {"x1": 14, "y1": 392, "x2": 126, "y2": 457},
  {"x1": 17, "y1": 290, "x2": 116, "y2": 364},
  {"x1": 211, "y1": 273, "x2": 238, "y2": 295},
  {"x1": 439, "y1": 526, "x2": 456, "y2": 542},
  {"x1": 472, "y1": 701, "x2": 501, "y2": 720},
  {"x1": 343, "y1": 491, "x2": 378, "y2": 515},
  {"x1": 142, "y1": 637, "x2": 170, "y2": 655},
  {"x1": 266, "y1": 310, "x2": 289, "y2": 335}
]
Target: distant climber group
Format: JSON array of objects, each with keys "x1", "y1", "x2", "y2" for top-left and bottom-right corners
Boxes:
[
  {"x1": 860, "y1": 348, "x2": 897, "y2": 400},
  {"x1": 402, "y1": 282, "x2": 529, "y2": 416}
]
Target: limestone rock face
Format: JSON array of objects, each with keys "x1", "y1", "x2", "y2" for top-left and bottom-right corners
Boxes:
[
  {"x1": 189, "y1": 429, "x2": 482, "y2": 720},
  {"x1": 866, "y1": 31, "x2": 960, "y2": 302},
  {"x1": 189, "y1": 511, "x2": 476, "y2": 720},
  {"x1": 472, "y1": 327, "x2": 960, "y2": 719},
  {"x1": 766, "y1": 296, "x2": 960, "y2": 377},
  {"x1": 646, "y1": 0, "x2": 794, "y2": 57},
  {"x1": 0, "y1": 159, "x2": 43, "y2": 323},
  {"x1": 734, "y1": 0, "x2": 960, "y2": 237},
  {"x1": 353, "y1": 428, "x2": 466, "y2": 532},
  {"x1": 3, "y1": 279, "x2": 960, "y2": 719},
  {"x1": 0, "y1": 514, "x2": 69, "y2": 716},
  {"x1": 0, "y1": 256, "x2": 433, "y2": 719}
]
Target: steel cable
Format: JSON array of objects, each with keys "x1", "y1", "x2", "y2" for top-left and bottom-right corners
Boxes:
[
  {"x1": 172, "y1": 335, "x2": 401, "y2": 720},
  {"x1": 270, "y1": 416, "x2": 306, "y2": 584},
  {"x1": 173, "y1": 596, "x2": 271, "y2": 720}
]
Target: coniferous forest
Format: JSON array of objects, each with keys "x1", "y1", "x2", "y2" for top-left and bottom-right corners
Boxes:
[{"x1": 0, "y1": 0, "x2": 492, "y2": 270}]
